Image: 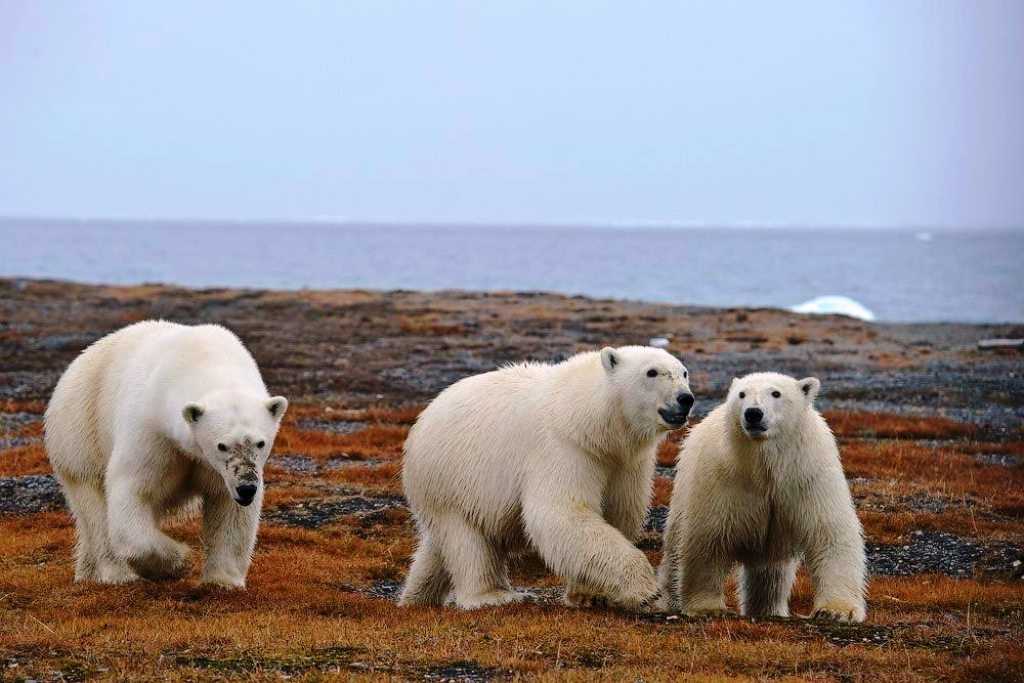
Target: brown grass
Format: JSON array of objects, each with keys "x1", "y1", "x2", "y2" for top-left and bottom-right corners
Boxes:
[
  {"x1": 825, "y1": 411, "x2": 976, "y2": 440},
  {"x1": 274, "y1": 424, "x2": 409, "y2": 461},
  {"x1": 0, "y1": 399, "x2": 46, "y2": 415},
  {"x1": 0, "y1": 442, "x2": 50, "y2": 477}
]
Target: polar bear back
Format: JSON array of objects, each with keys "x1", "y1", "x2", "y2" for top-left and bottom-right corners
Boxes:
[{"x1": 403, "y1": 362, "x2": 553, "y2": 526}]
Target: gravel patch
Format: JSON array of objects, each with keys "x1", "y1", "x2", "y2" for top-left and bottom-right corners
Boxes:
[
  {"x1": 263, "y1": 493, "x2": 406, "y2": 529},
  {"x1": 379, "y1": 352, "x2": 496, "y2": 395},
  {"x1": 30, "y1": 333, "x2": 98, "y2": 351},
  {"x1": 856, "y1": 492, "x2": 981, "y2": 515},
  {"x1": 365, "y1": 580, "x2": 402, "y2": 601},
  {"x1": 296, "y1": 419, "x2": 366, "y2": 434},
  {"x1": 0, "y1": 474, "x2": 65, "y2": 514},
  {"x1": 273, "y1": 455, "x2": 321, "y2": 473},
  {"x1": 327, "y1": 457, "x2": 386, "y2": 470},
  {"x1": 867, "y1": 530, "x2": 1024, "y2": 578},
  {"x1": 421, "y1": 660, "x2": 497, "y2": 682},
  {"x1": 971, "y1": 452, "x2": 1022, "y2": 467},
  {"x1": 0, "y1": 411, "x2": 42, "y2": 431},
  {"x1": 645, "y1": 506, "x2": 669, "y2": 534},
  {"x1": 0, "y1": 436, "x2": 41, "y2": 450}
]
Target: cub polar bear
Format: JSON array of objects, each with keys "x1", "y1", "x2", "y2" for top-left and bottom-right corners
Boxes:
[
  {"x1": 45, "y1": 320, "x2": 288, "y2": 588},
  {"x1": 400, "y1": 346, "x2": 694, "y2": 610},
  {"x1": 658, "y1": 372, "x2": 866, "y2": 622}
]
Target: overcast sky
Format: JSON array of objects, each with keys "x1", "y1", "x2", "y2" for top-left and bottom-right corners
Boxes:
[{"x1": 1, "y1": 2, "x2": 1022, "y2": 228}]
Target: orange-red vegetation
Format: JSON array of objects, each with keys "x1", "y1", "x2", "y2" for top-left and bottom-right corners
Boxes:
[
  {"x1": 0, "y1": 399, "x2": 46, "y2": 415},
  {"x1": 0, "y1": 443, "x2": 49, "y2": 477},
  {"x1": 826, "y1": 410, "x2": 976, "y2": 440},
  {"x1": 274, "y1": 424, "x2": 408, "y2": 462}
]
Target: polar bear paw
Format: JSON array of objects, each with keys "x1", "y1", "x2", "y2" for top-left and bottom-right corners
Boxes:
[
  {"x1": 683, "y1": 594, "x2": 732, "y2": 618},
  {"x1": 125, "y1": 539, "x2": 191, "y2": 580},
  {"x1": 201, "y1": 571, "x2": 246, "y2": 590},
  {"x1": 609, "y1": 555, "x2": 661, "y2": 611},
  {"x1": 96, "y1": 560, "x2": 141, "y2": 585},
  {"x1": 811, "y1": 599, "x2": 866, "y2": 623},
  {"x1": 564, "y1": 583, "x2": 609, "y2": 609},
  {"x1": 451, "y1": 589, "x2": 526, "y2": 610}
]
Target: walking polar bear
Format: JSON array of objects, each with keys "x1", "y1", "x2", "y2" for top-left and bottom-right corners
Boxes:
[
  {"x1": 45, "y1": 320, "x2": 288, "y2": 588},
  {"x1": 658, "y1": 372, "x2": 866, "y2": 622},
  {"x1": 400, "y1": 346, "x2": 694, "y2": 610}
]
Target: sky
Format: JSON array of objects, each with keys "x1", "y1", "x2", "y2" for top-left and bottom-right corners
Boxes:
[{"x1": 1, "y1": 2, "x2": 1022, "y2": 228}]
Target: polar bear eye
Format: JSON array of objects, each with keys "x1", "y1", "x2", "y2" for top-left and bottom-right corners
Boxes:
[
  {"x1": 683, "y1": 371, "x2": 688, "y2": 379},
  {"x1": 646, "y1": 368, "x2": 658, "y2": 378},
  {"x1": 217, "y1": 443, "x2": 228, "y2": 452},
  {"x1": 738, "y1": 392, "x2": 746, "y2": 399},
  {"x1": 772, "y1": 390, "x2": 781, "y2": 398},
  {"x1": 257, "y1": 440, "x2": 265, "y2": 449}
]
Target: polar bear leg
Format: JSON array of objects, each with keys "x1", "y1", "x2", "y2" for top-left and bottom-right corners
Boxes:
[
  {"x1": 564, "y1": 459, "x2": 654, "y2": 609},
  {"x1": 435, "y1": 514, "x2": 520, "y2": 610},
  {"x1": 200, "y1": 491, "x2": 260, "y2": 589},
  {"x1": 679, "y1": 550, "x2": 733, "y2": 615},
  {"x1": 60, "y1": 477, "x2": 139, "y2": 584},
  {"x1": 59, "y1": 477, "x2": 103, "y2": 581},
  {"x1": 399, "y1": 533, "x2": 451, "y2": 606},
  {"x1": 603, "y1": 457, "x2": 654, "y2": 543},
  {"x1": 806, "y1": 542, "x2": 867, "y2": 623},
  {"x1": 522, "y1": 496, "x2": 658, "y2": 610},
  {"x1": 107, "y1": 474, "x2": 191, "y2": 580},
  {"x1": 657, "y1": 515, "x2": 685, "y2": 612},
  {"x1": 739, "y1": 560, "x2": 797, "y2": 617}
]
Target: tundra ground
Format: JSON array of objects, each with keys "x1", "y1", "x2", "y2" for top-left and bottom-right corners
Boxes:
[{"x1": 1, "y1": 279, "x2": 1022, "y2": 681}]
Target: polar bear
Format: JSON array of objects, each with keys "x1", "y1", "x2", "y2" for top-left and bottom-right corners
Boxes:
[
  {"x1": 658, "y1": 372, "x2": 866, "y2": 622},
  {"x1": 44, "y1": 320, "x2": 288, "y2": 588},
  {"x1": 399, "y1": 346, "x2": 694, "y2": 610}
]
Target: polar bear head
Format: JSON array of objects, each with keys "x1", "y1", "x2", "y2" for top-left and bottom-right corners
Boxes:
[
  {"x1": 727, "y1": 372, "x2": 820, "y2": 441},
  {"x1": 600, "y1": 346, "x2": 694, "y2": 432},
  {"x1": 182, "y1": 391, "x2": 288, "y2": 506}
]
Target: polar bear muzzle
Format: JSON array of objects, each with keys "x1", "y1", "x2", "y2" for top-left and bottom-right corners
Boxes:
[
  {"x1": 658, "y1": 391, "x2": 695, "y2": 428},
  {"x1": 225, "y1": 451, "x2": 260, "y2": 506}
]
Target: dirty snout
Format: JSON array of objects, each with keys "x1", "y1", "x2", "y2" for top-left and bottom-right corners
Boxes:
[
  {"x1": 222, "y1": 446, "x2": 261, "y2": 506},
  {"x1": 658, "y1": 390, "x2": 695, "y2": 429}
]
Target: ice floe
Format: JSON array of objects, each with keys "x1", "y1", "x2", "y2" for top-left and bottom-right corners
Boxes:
[{"x1": 791, "y1": 295, "x2": 876, "y2": 321}]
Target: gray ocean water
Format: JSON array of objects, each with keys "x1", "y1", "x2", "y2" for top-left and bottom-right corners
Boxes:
[{"x1": 1, "y1": 220, "x2": 1021, "y2": 323}]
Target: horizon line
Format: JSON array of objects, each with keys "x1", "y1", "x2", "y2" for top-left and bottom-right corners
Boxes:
[{"x1": 0, "y1": 214, "x2": 1020, "y2": 232}]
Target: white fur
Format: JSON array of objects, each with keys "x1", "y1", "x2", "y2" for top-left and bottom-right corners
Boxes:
[
  {"x1": 399, "y1": 345, "x2": 693, "y2": 610},
  {"x1": 44, "y1": 320, "x2": 287, "y2": 588},
  {"x1": 658, "y1": 372, "x2": 867, "y2": 622}
]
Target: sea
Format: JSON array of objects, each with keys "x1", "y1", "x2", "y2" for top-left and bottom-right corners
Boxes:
[{"x1": 1, "y1": 219, "x2": 1021, "y2": 324}]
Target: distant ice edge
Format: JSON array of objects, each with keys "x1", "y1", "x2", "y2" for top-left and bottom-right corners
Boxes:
[{"x1": 790, "y1": 295, "x2": 876, "y2": 322}]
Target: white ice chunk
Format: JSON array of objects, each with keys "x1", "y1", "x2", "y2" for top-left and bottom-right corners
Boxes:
[{"x1": 790, "y1": 295, "x2": 876, "y2": 322}]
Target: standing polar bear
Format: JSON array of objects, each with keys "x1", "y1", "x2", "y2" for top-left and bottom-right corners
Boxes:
[
  {"x1": 658, "y1": 372, "x2": 866, "y2": 622},
  {"x1": 400, "y1": 346, "x2": 694, "y2": 610},
  {"x1": 45, "y1": 320, "x2": 288, "y2": 588}
]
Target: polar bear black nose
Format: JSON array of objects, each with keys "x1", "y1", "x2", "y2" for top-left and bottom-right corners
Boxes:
[
  {"x1": 235, "y1": 483, "x2": 258, "y2": 506},
  {"x1": 744, "y1": 407, "x2": 764, "y2": 424},
  {"x1": 677, "y1": 392, "x2": 695, "y2": 411}
]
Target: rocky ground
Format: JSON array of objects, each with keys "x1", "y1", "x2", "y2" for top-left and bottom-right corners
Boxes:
[{"x1": 1, "y1": 278, "x2": 1022, "y2": 681}]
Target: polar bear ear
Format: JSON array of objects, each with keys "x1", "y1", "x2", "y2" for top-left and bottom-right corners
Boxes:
[
  {"x1": 266, "y1": 396, "x2": 289, "y2": 420},
  {"x1": 183, "y1": 403, "x2": 205, "y2": 424},
  {"x1": 799, "y1": 377, "x2": 821, "y2": 402},
  {"x1": 599, "y1": 347, "x2": 619, "y2": 373}
]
